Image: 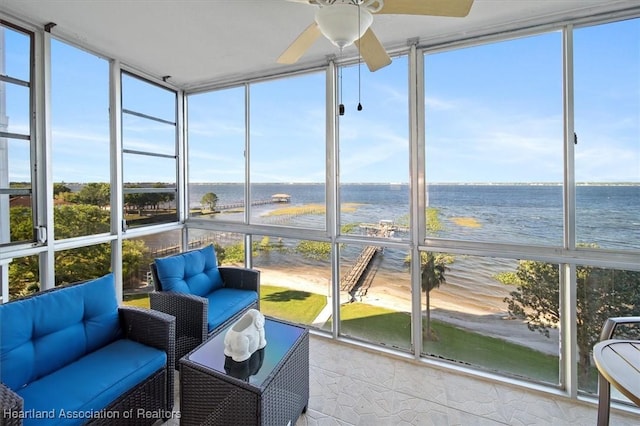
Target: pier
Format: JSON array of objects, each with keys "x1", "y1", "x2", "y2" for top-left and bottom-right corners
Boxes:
[
  {"x1": 341, "y1": 220, "x2": 402, "y2": 301},
  {"x1": 216, "y1": 193, "x2": 290, "y2": 211},
  {"x1": 340, "y1": 245, "x2": 382, "y2": 301}
]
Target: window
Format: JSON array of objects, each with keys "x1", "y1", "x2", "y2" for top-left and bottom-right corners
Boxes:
[
  {"x1": 188, "y1": 87, "x2": 246, "y2": 222},
  {"x1": 249, "y1": 72, "x2": 326, "y2": 229},
  {"x1": 54, "y1": 243, "x2": 112, "y2": 286},
  {"x1": 1, "y1": 23, "x2": 35, "y2": 302},
  {"x1": 339, "y1": 57, "x2": 410, "y2": 238},
  {"x1": 424, "y1": 33, "x2": 563, "y2": 246},
  {"x1": 51, "y1": 40, "x2": 110, "y2": 239},
  {"x1": 252, "y1": 235, "x2": 331, "y2": 328},
  {"x1": 338, "y1": 242, "x2": 412, "y2": 350},
  {"x1": 575, "y1": 265, "x2": 640, "y2": 399},
  {"x1": 7, "y1": 254, "x2": 39, "y2": 299},
  {"x1": 574, "y1": 18, "x2": 640, "y2": 250},
  {"x1": 125, "y1": 230, "x2": 183, "y2": 291},
  {"x1": 121, "y1": 73, "x2": 178, "y2": 228},
  {"x1": 421, "y1": 251, "x2": 560, "y2": 384},
  {"x1": 187, "y1": 230, "x2": 245, "y2": 266},
  {"x1": 1, "y1": 24, "x2": 34, "y2": 247}
]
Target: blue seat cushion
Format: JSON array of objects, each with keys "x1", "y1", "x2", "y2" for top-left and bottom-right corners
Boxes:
[
  {"x1": 154, "y1": 245, "x2": 223, "y2": 297},
  {"x1": 206, "y1": 288, "x2": 258, "y2": 332},
  {"x1": 16, "y1": 339, "x2": 166, "y2": 426}
]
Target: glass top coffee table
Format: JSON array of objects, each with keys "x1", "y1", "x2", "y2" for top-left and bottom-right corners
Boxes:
[{"x1": 179, "y1": 316, "x2": 309, "y2": 425}]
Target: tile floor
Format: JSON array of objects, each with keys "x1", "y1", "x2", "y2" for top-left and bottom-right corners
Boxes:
[{"x1": 163, "y1": 334, "x2": 639, "y2": 425}]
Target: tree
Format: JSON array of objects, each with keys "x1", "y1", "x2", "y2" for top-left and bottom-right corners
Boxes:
[
  {"x1": 54, "y1": 204, "x2": 111, "y2": 236},
  {"x1": 75, "y1": 182, "x2": 110, "y2": 208},
  {"x1": 503, "y1": 260, "x2": 640, "y2": 379},
  {"x1": 201, "y1": 192, "x2": 218, "y2": 211},
  {"x1": 8, "y1": 204, "x2": 148, "y2": 297},
  {"x1": 53, "y1": 182, "x2": 71, "y2": 197},
  {"x1": 420, "y1": 252, "x2": 452, "y2": 340}
]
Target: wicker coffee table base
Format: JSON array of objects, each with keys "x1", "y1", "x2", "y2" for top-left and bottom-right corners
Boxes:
[{"x1": 179, "y1": 328, "x2": 309, "y2": 425}]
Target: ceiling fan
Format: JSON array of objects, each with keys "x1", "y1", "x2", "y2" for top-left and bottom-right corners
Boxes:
[{"x1": 278, "y1": 0, "x2": 474, "y2": 72}]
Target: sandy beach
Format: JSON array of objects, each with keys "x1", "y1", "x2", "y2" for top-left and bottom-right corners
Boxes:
[{"x1": 257, "y1": 266, "x2": 559, "y2": 356}]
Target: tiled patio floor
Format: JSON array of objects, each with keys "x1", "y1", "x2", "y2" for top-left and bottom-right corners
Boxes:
[{"x1": 164, "y1": 334, "x2": 639, "y2": 425}]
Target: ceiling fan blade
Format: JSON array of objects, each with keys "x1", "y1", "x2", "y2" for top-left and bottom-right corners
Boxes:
[
  {"x1": 277, "y1": 22, "x2": 322, "y2": 64},
  {"x1": 355, "y1": 28, "x2": 392, "y2": 72},
  {"x1": 378, "y1": 0, "x2": 474, "y2": 17}
]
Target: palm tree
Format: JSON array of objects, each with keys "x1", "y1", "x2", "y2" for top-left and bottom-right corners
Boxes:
[{"x1": 421, "y1": 252, "x2": 448, "y2": 341}]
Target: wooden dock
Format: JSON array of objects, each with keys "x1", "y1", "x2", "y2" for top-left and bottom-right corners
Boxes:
[
  {"x1": 341, "y1": 220, "x2": 403, "y2": 301},
  {"x1": 216, "y1": 196, "x2": 288, "y2": 211},
  {"x1": 340, "y1": 245, "x2": 383, "y2": 301}
]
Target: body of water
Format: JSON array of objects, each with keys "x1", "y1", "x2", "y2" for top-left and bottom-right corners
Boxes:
[
  {"x1": 185, "y1": 183, "x2": 638, "y2": 321},
  {"x1": 189, "y1": 183, "x2": 640, "y2": 252}
]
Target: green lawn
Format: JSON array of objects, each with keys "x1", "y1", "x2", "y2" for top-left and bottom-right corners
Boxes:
[
  {"x1": 331, "y1": 303, "x2": 559, "y2": 383},
  {"x1": 426, "y1": 321, "x2": 558, "y2": 383},
  {"x1": 123, "y1": 293, "x2": 150, "y2": 308},
  {"x1": 123, "y1": 288, "x2": 562, "y2": 384},
  {"x1": 122, "y1": 284, "x2": 327, "y2": 325},
  {"x1": 259, "y1": 284, "x2": 326, "y2": 324}
]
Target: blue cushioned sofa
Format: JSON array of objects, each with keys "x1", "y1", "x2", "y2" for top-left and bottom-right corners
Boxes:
[
  {"x1": 0, "y1": 274, "x2": 175, "y2": 426},
  {"x1": 150, "y1": 244, "x2": 259, "y2": 361}
]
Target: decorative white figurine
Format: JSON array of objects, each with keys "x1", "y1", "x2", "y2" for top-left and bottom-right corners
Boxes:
[{"x1": 223, "y1": 309, "x2": 267, "y2": 362}]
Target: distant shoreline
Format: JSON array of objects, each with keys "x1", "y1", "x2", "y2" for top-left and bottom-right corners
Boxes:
[{"x1": 54, "y1": 181, "x2": 640, "y2": 188}]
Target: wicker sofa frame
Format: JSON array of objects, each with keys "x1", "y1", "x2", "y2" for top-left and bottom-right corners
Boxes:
[
  {"x1": 150, "y1": 261, "x2": 259, "y2": 362},
  {"x1": 0, "y1": 282, "x2": 176, "y2": 426}
]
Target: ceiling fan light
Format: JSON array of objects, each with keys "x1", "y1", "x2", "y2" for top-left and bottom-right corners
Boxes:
[{"x1": 315, "y1": 4, "x2": 373, "y2": 49}]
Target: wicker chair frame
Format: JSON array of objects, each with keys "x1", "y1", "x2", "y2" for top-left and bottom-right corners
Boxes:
[{"x1": 150, "y1": 259, "x2": 260, "y2": 362}]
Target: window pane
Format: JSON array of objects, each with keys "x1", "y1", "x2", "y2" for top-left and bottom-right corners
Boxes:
[
  {"x1": 5, "y1": 138, "x2": 30, "y2": 185},
  {"x1": 574, "y1": 19, "x2": 640, "y2": 250},
  {"x1": 424, "y1": 33, "x2": 563, "y2": 246},
  {"x1": 122, "y1": 73, "x2": 176, "y2": 122},
  {"x1": 123, "y1": 230, "x2": 183, "y2": 305},
  {"x1": 338, "y1": 243, "x2": 412, "y2": 351},
  {"x1": 2, "y1": 26, "x2": 31, "y2": 81},
  {"x1": 250, "y1": 72, "x2": 326, "y2": 228},
  {"x1": 7, "y1": 254, "x2": 39, "y2": 300},
  {"x1": 3, "y1": 83, "x2": 30, "y2": 136},
  {"x1": 55, "y1": 243, "x2": 111, "y2": 286},
  {"x1": 339, "y1": 58, "x2": 410, "y2": 237},
  {"x1": 123, "y1": 113, "x2": 176, "y2": 156},
  {"x1": 576, "y1": 266, "x2": 640, "y2": 400},
  {"x1": 2, "y1": 26, "x2": 30, "y2": 136},
  {"x1": 123, "y1": 186, "x2": 177, "y2": 228},
  {"x1": 187, "y1": 230, "x2": 245, "y2": 266},
  {"x1": 4, "y1": 138, "x2": 32, "y2": 245},
  {"x1": 423, "y1": 252, "x2": 560, "y2": 384},
  {"x1": 54, "y1": 195, "x2": 110, "y2": 237},
  {"x1": 252, "y1": 235, "x2": 331, "y2": 328},
  {"x1": 51, "y1": 40, "x2": 110, "y2": 240},
  {"x1": 188, "y1": 87, "x2": 245, "y2": 222},
  {"x1": 123, "y1": 153, "x2": 176, "y2": 184}
]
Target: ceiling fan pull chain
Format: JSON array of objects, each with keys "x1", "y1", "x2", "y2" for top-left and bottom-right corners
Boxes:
[{"x1": 339, "y1": 62, "x2": 345, "y2": 116}]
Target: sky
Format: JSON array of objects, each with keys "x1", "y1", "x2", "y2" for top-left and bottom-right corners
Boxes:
[{"x1": 3, "y1": 17, "x2": 639, "y2": 184}]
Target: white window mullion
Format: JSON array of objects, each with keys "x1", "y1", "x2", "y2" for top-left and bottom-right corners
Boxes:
[{"x1": 561, "y1": 24, "x2": 578, "y2": 399}]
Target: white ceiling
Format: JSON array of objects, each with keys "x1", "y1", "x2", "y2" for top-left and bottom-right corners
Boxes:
[{"x1": 1, "y1": 0, "x2": 638, "y2": 90}]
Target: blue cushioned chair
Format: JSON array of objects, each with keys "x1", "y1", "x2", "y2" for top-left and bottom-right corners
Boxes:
[
  {"x1": 0, "y1": 274, "x2": 175, "y2": 426},
  {"x1": 150, "y1": 244, "x2": 259, "y2": 361}
]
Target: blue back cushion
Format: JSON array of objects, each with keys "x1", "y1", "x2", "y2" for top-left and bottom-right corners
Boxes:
[
  {"x1": 0, "y1": 274, "x2": 121, "y2": 391},
  {"x1": 154, "y1": 244, "x2": 223, "y2": 296}
]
